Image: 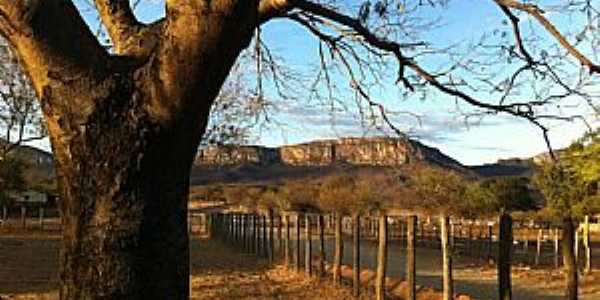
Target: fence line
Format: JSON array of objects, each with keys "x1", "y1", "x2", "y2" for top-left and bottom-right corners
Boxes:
[{"x1": 203, "y1": 210, "x2": 596, "y2": 300}]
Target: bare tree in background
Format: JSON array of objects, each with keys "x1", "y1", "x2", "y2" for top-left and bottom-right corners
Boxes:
[
  {"x1": 0, "y1": 39, "x2": 45, "y2": 159},
  {"x1": 0, "y1": 1, "x2": 599, "y2": 299}
]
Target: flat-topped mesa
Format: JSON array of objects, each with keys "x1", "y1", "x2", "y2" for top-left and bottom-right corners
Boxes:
[{"x1": 195, "y1": 137, "x2": 465, "y2": 170}]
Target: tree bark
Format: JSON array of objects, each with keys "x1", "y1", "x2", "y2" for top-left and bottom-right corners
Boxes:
[
  {"x1": 440, "y1": 215, "x2": 453, "y2": 300},
  {"x1": 333, "y1": 212, "x2": 344, "y2": 286},
  {"x1": 375, "y1": 214, "x2": 388, "y2": 300},
  {"x1": 498, "y1": 212, "x2": 513, "y2": 300},
  {"x1": 352, "y1": 214, "x2": 360, "y2": 297},
  {"x1": 562, "y1": 216, "x2": 578, "y2": 300},
  {"x1": 407, "y1": 215, "x2": 417, "y2": 300}
]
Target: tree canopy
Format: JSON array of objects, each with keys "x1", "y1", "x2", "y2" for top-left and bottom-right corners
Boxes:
[{"x1": 534, "y1": 129, "x2": 600, "y2": 218}]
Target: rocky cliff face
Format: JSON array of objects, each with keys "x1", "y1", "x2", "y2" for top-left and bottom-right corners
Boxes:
[{"x1": 195, "y1": 137, "x2": 465, "y2": 170}]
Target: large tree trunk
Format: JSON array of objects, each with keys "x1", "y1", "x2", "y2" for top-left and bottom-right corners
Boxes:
[{"x1": 57, "y1": 90, "x2": 201, "y2": 300}]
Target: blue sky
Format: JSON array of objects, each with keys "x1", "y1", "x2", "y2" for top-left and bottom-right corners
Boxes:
[{"x1": 57, "y1": 0, "x2": 599, "y2": 165}]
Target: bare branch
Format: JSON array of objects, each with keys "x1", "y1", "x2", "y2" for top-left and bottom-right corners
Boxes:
[{"x1": 495, "y1": 0, "x2": 600, "y2": 74}]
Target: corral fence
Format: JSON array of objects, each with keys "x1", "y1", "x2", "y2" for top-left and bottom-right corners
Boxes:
[{"x1": 202, "y1": 211, "x2": 597, "y2": 300}]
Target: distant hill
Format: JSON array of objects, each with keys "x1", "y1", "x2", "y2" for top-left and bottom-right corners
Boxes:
[
  {"x1": 195, "y1": 137, "x2": 466, "y2": 169},
  {"x1": 191, "y1": 137, "x2": 474, "y2": 185},
  {"x1": 469, "y1": 158, "x2": 538, "y2": 178}
]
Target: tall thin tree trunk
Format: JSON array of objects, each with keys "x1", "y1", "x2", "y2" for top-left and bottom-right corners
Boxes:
[
  {"x1": 562, "y1": 216, "x2": 578, "y2": 300},
  {"x1": 375, "y1": 214, "x2": 388, "y2": 300},
  {"x1": 498, "y1": 212, "x2": 513, "y2": 300},
  {"x1": 352, "y1": 214, "x2": 360, "y2": 297},
  {"x1": 407, "y1": 215, "x2": 417, "y2": 300},
  {"x1": 440, "y1": 215, "x2": 453, "y2": 300},
  {"x1": 333, "y1": 212, "x2": 344, "y2": 286}
]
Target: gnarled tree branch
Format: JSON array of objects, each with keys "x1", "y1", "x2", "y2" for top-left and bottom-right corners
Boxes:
[
  {"x1": 94, "y1": 0, "x2": 162, "y2": 60},
  {"x1": 0, "y1": 0, "x2": 110, "y2": 96}
]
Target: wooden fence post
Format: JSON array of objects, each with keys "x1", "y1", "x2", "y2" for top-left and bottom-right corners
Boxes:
[
  {"x1": 536, "y1": 228, "x2": 543, "y2": 266},
  {"x1": 554, "y1": 228, "x2": 560, "y2": 269},
  {"x1": 318, "y1": 214, "x2": 326, "y2": 278},
  {"x1": 1, "y1": 205, "x2": 6, "y2": 227},
  {"x1": 524, "y1": 227, "x2": 529, "y2": 253},
  {"x1": 305, "y1": 214, "x2": 312, "y2": 276},
  {"x1": 232, "y1": 214, "x2": 237, "y2": 244},
  {"x1": 583, "y1": 215, "x2": 591, "y2": 274},
  {"x1": 20, "y1": 205, "x2": 26, "y2": 229},
  {"x1": 467, "y1": 222, "x2": 473, "y2": 256},
  {"x1": 498, "y1": 212, "x2": 513, "y2": 300},
  {"x1": 352, "y1": 214, "x2": 361, "y2": 297},
  {"x1": 269, "y1": 212, "x2": 275, "y2": 262},
  {"x1": 487, "y1": 223, "x2": 493, "y2": 261},
  {"x1": 333, "y1": 212, "x2": 343, "y2": 286},
  {"x1": 230, "y1": 214, "x2": 235, "y2": 243},
  {"x1": 39, "y1": 206, "x2": 45, "y2": 230},
  {"x1": 407, "y1": 215, "x2": 417, "y2": 300},
  {"x1": 450, "y1": 220, "x2": 455, "y2": 249},
  {"x1": 278, "y1": 215, "x2": 283, "y2": 258},
  {"x1": 440, "y1": 215, "x2": 453, "y2": 300},
  {"x1": 295, "y1": 213, "x2": 301, "y2": 272},
  {"x1": 253, "y1": 214, "x2": 258, "y2": 254},
  {"x1": 262, "y1": 215, "x2": 268, "y2": 258},
  {"x1": 375, "y1": 214, "x2": 388, "y2": 300},
  {"x1": 562, "y1": 217, "x2": 578, "y2": 300},
  {"x1": 575, "y1": 228, "x2": 579, "y2": 262},
  {"x1": 284, "y1": 214, "x2": 290, "y2": 267}
]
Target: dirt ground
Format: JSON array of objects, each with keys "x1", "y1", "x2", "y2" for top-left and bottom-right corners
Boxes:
[
  {"x1": 1, "y1": 230, "x2": 599, "y2": 300},
  {"x1": 0, "y1": 230, "x2": 371, "y2": 300}
]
